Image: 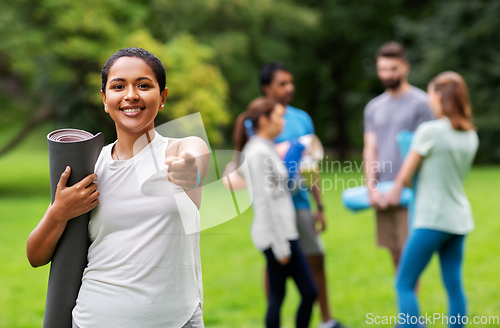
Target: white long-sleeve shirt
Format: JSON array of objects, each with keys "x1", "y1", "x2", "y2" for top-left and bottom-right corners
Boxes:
[{"x1": 241, "y1": 136, "x2": 299, "y2": 260}]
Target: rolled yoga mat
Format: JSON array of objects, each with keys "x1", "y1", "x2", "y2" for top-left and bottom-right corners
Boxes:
[
  {"x1": 44, "y1": 129, "x2": 104, "y2": 328},
  {"x1": 341, "y1": 180, "x2": 414, "y2": 212},
  {"x1": 341, "y1": 130, "x2": 418, "y2": 215},
  {"x1": 396, "y1": 129, "x2": 417, "y2": 226}
]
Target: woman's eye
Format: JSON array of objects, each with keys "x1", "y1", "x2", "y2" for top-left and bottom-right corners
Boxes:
[
  {"x1": 112, "y1": 85, "x2": 124, "y2": 90},
  {"x1": 139, "y1": 84, "x2": 151, "y2": 89}
]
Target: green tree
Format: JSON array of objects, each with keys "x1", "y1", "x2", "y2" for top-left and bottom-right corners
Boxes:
[
  {"x1": 0, "y1": 0, "x2": 230, "y2": 156},
  {"x1": 2, "y1": 0, "x2": 498, "y2": 162},
  {"x1": 397, "y1": 0, "x2": 500, "y2": 162},
  {"x1": 145, "y1": 0, "x2": 435, "y2": 159},
  {"x1": 146, "y1": 0, "x2": 321, "y2": 143}
]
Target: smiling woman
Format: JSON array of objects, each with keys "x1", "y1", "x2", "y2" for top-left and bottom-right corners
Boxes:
[{"x1": 27, "y1": 47, "x2": 210, "y2": 328}]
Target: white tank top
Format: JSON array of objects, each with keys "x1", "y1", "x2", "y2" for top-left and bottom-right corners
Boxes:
[{"x1": 72, "y1": 131, "x2": 202, "y2": 328}]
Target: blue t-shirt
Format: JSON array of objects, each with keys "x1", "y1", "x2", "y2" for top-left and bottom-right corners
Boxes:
[{"x1": 275, "y1": 105, "x2": 315, "y2": 210}]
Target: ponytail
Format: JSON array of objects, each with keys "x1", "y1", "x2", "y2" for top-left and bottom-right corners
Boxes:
[
  {"x1": 233, "y1": 112, "x2": 250, "y2": 153},
  {"x1": 233, "y1": 97, "x2": 279, "y2": 165}
]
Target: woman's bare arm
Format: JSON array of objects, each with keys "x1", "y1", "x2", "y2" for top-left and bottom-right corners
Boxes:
[
  {"x1": 27, "y1": 167, "x2": 99, "y2": 267},
  {"x1": 385, "y1": 151, "x2": 423, "y2": 207},
  {"x1": 27, "y1": 203, "x2": 70, "y2": 267}
]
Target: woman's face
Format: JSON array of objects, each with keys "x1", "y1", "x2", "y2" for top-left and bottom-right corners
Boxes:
[
  {"x1": 268, "y1": 103, "x2": 285, "y2": 138},
  {"x1": 427, "y1": 85, "x2": 442, "y2": 118},
  {"x1": 101, "y1": 56, "x2": 167, "y2": 135}
]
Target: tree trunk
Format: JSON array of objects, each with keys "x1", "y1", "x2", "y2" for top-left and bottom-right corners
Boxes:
[{"x1": 0, "y1": 103, "x2": 54, "y2": 157}]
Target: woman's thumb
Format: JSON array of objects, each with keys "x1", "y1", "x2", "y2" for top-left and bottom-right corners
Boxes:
[
  {"x1": 180, "y1": 151, "x2": 195, "y2": 164},
  {"x1": 57, "y1": 166, "x2": 71, "y2": 189}
]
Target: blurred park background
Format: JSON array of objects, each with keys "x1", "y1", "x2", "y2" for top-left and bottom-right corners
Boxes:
[
  {"x1": 2, "y1": 0, "x2": 500, "y2": 160},
  {"x1": 1, "y1": 0, "x2": 499, "y2": 327}
]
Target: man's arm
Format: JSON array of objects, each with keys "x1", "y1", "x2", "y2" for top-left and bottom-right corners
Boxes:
[
  {"x1": 363, "y1": 132, "x2": 387, "y2": 210},
  {"x1": 310, "y1": 172, "x2": 325, "y2": 233},
  {"x1": 300, "y1": 111, "x2": 327, "y2": 231}
]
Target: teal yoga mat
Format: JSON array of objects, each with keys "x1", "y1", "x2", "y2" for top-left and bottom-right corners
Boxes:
[
  {"x1": 396, "y1": 130, "x2": 417, "y2": 224},
  {"x1": 341, "y1": 130, "x2": 416, "y2": 216},
  {"x1": 44, "y1": 129, "x2": 104, "y2": 328},
  {"x1": 341, "y1": 181, "x2": 414, "y2": 212}
]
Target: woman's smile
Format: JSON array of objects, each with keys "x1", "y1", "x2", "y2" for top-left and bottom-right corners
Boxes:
[{"x1": 120, "y1": 105, "x2": 145, "y2": 117}]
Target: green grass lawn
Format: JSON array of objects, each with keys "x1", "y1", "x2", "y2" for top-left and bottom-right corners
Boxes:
[{"x1": 1, "y1": 128, "x2": 499, "y2": 327}]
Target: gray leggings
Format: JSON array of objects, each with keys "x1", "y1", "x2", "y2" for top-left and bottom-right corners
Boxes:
[{"x1": 72, "y1": 304, "x2": 204, "y2": 328}]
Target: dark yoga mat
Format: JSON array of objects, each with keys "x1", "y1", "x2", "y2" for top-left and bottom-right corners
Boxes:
[{"x1": 44, "y1": 129, "x2": 104, "y2": 328}]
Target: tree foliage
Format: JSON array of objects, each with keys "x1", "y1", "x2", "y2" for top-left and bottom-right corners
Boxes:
[
  {"x1": 1, "y1": 0, "x2": 499, "y2": 162},
  {"x1": 397, "y1": 0, "x2": 500, "y2": 162},
  {"x1": 0, "y1": 0, "x2": 230, "y2": 152}
]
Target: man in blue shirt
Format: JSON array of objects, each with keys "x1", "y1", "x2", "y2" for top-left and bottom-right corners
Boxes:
[{"x1": 260, "y1": 63, "x2": 347, "y2": 328}]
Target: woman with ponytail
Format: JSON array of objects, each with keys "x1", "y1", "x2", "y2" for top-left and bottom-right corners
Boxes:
[
  {"x1": 238, "y1": 97, "x2": 317, "y2": 328},
  {"x1": 386, "y1": 71, "x2": 479, "y2": 327}
]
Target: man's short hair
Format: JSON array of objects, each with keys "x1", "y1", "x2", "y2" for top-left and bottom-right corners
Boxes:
[
  {"x1": 259, "y1": 62, "x2": 290, "y2": 94},
  {"x1": 376, "y1": 42, "x2": 407, "y2": 61}
]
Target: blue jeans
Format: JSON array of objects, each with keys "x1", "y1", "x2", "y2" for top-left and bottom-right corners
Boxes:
[
  {"x1": 264, "y1": 240, "x2": 317, "y2": 328},
  {"x1": 396, "y1": 229, "x2": 467, "y2": 327}
]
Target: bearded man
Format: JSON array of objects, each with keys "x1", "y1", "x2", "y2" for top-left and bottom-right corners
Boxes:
[{"x1": 363, "y1": 42, "x2": 434, "y2": 270}]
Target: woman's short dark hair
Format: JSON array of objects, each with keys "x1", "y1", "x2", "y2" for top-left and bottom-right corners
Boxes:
[
  {"x1": 101, "y1": 47, "x2": 166, "y2": 95},
  {"x1": 259, "y1": 62, "x2": 290, "y2": 94}
]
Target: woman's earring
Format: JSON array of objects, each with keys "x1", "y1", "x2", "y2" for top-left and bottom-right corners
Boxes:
[
  {"x1": 160, "y1": 104, "x2": 164, "y2": 110},
  {"x1": 104, "y1": 106, "x2": 108, "y2": 113}
]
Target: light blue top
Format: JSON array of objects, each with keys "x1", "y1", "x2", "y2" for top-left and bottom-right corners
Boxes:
[
  {"x1": 275, "y1": 105, "x2": 315, "y2": 210},
  {"x1": 411, "y1": 117, "x2": 479, "y2": 234}
]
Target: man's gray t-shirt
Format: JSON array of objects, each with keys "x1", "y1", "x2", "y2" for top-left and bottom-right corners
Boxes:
[{"x1": 364, "y1": 86, "x2": 434, "y2": 182}]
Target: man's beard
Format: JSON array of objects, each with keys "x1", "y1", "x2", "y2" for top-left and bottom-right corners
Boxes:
[{"x1": 382, "y1": 78, "x2": 402, "y2": 90}]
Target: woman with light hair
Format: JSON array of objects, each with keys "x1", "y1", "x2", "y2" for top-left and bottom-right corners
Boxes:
[{"x1": 386, "y1": 71, "x2": 478, "y2": 327}]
